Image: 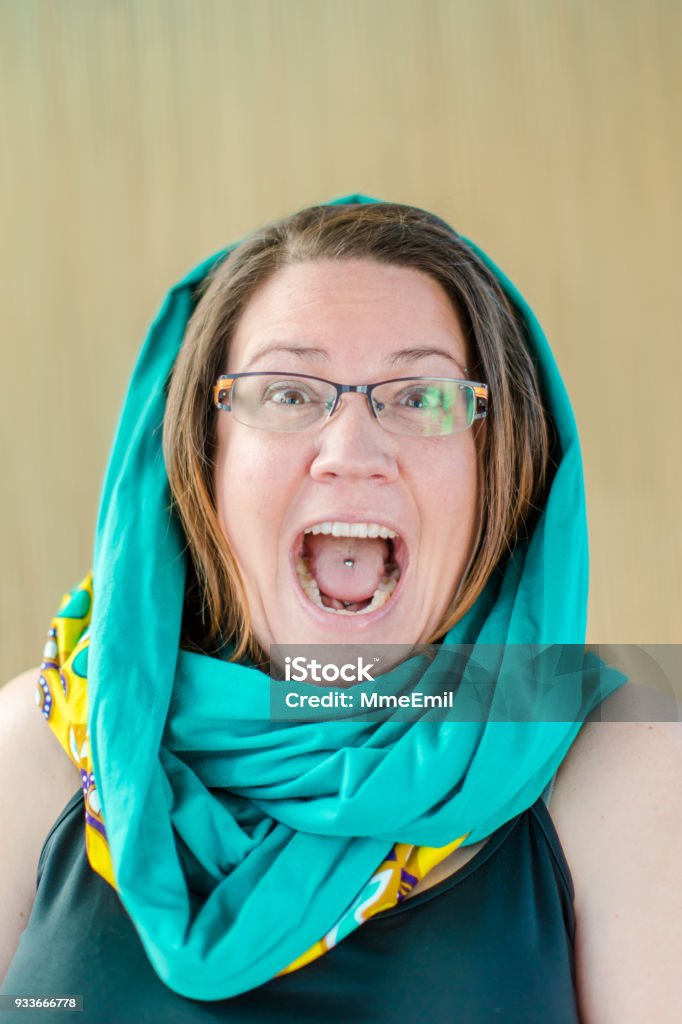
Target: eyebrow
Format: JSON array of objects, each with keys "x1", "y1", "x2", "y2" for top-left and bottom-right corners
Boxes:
[{"x1": 242, "y1": 343, "x2": 468, "y2": 374}]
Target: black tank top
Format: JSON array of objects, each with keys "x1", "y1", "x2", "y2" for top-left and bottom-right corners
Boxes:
[{"x1": 2, "y1": 788, "x2": 579, "y2": 1022}]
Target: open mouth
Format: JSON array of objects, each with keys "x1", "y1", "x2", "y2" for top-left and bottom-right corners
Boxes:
[{"x1": 294, "y1": 521, "x2": 405, "y2": 616}]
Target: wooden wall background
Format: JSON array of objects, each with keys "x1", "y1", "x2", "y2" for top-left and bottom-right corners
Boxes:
[{"x1": 1, "y1": 0, "x2": 680, "y2": 682}]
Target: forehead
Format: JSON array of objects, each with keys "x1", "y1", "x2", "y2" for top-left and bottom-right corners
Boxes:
[{"x1": 228, "y1": 258, "x2": 470, "y2": 372}]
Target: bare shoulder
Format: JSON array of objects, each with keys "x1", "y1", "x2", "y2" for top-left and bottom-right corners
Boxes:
[
  {"x1": 0, "y1": 668, "x2": 81, "y2": 981},
  {"x1": 0, "y1": 667, "x2": 82, "y2": 790},
  {"x1": 550, "y1": 712, "x2": 682, "y2": 1022}
]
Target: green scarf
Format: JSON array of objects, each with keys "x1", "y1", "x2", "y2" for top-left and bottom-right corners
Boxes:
[{"x1": 46, "y1": 195, "x2": 623, "y2": 999}]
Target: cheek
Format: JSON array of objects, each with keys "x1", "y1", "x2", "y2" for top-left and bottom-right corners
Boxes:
[
  {"x1": 425, "y1": 438, "x2": 477, "y2": 498},
  {"x1": 213, "y1": 425, "x2": 294, "y2": 556},
  {"x1": 421, "y1": 442, "x2": 479, "y2": 547}
]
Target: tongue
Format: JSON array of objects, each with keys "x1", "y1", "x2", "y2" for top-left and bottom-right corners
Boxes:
[{"x1": 304, "y1": 534, "x2": 389, "y2": 602}]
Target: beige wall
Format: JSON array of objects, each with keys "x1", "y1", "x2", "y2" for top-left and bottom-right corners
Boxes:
[{"x1": 1, "y1": 0, "x2": 680, "y2": 681}]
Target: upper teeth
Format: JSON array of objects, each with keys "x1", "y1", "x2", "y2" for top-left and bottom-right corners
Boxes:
[{"x1": 304, "y1": 521, "x2": 397, "y2": 539}]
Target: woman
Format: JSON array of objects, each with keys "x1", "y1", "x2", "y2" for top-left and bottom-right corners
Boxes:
[{"x1": 1, "y1": 196, "x2": 680, "y2": 1021}]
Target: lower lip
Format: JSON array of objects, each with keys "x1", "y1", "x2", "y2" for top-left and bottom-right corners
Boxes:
[{"x1": 289, "y1": 544, "x2": 408, "y2": 631}]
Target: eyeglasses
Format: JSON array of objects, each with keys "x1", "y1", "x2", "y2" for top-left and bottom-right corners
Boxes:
[{"x1": 213, "y1": 372, "x2": 489, "y2": 437}]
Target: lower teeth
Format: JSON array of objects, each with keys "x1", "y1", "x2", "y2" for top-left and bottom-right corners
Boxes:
[{"x1": 296, "y1": 557, "x2": 400, "y2": 615}]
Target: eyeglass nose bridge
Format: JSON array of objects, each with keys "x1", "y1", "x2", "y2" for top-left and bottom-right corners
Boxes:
[{"x1": 327, "y1": 383, "x2": 380, "y2": 422}]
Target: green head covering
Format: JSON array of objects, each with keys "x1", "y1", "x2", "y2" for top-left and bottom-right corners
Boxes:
[{"x1": 77, "y1": 195, "x2": 623, "y2": 998}]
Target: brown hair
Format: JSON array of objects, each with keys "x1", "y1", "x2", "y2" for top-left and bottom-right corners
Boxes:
[{"x1": 163, "y1": 202, "x2": 550, "y2": 665}]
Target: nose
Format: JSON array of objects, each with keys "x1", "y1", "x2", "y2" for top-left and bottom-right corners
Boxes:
[{"x1": 309, "y1": 391, "x2": 399, "y2": 483}]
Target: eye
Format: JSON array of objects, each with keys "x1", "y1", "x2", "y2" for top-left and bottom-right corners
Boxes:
[
  {"x1": 272, "y1": 388, "x2": 307, "y2": 405},
  {"x1": 263, "y1": 381, "x2": 316, "y2": 406},
  {"x1": 398, "y1": 384, "x2": 444, "y2": 410}
]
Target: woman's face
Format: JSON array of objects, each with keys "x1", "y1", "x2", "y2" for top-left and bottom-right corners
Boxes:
[{"x1": 213, "y1": 258, "x2": 479, "y2": 653}]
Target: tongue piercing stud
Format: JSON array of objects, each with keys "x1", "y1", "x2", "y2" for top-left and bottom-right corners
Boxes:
[
  {"x1": 344, "y1": 559, "x2": 355, "y2": 568},
  {"x1": 343, "y1": 601, "x2": 352, "y2": 608}
]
